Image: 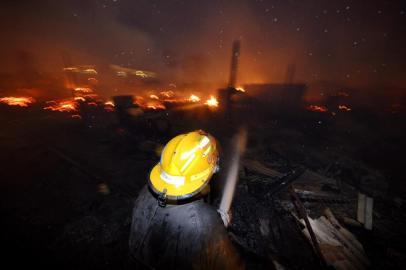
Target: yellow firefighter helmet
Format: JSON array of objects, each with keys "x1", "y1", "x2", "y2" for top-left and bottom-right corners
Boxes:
[{"x1": 149, "y1": 130, "x2": 219, "y2": 200}]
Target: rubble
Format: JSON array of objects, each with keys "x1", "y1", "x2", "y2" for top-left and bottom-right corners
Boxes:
[{"x1": 1, "y1": 85, "x2": 406, "y2": 269}]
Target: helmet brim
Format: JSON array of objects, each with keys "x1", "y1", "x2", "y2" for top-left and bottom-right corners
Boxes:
[{"x1": 149, "y1": 163, "x2": 212, "y2": 200}]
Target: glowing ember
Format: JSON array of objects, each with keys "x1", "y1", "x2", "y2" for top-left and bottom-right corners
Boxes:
[
  {"x1": 63, "y1": 67, "x2": 79, "y2": 72},
  {"x1": 189, "y1": 94, "x2": 200, "y2": 102},
  {"x1": 44, "y1": 99, "x2": 78, "y2": 112},
  {"x1": 205, "y1": 96, "x2": 219, "y2": 107},
  {"x1": 0, "y1": 96, "x2": 35, "y2": 107},
  {"x1": 150, "y1": 94, "x2": 159, "y2": 100},
  {"x1": 146, "y1": 102, "x2": 166, "y2": 110},
  {"x1": 306, "y1": 105, "x2": 328, "y2": 112},
  {"x1": 236, "y1": 86, "x2": 246, "y2": 92},
  {"x1": 338, "y1": 105, "x2": 351, "y2": 111}
]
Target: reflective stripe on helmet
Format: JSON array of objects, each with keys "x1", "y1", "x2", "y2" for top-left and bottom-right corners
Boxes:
[
  {"x1": 180, "y1": 136, "x2": 210, "y2": 160},
  {"x1": 198, "y1": 136, "x2": 210, "y2": 149},
  {"x1": 160, "y1": 169, "x2": 185, "y2": 187}
]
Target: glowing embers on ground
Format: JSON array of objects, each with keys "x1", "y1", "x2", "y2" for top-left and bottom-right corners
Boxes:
[
  {"x1": 204, "y1": 96, "x2": 219, "y2": 107},
  {"x1": 43, "y1": 99, "x2": 78, "y2": 112},
  {"x1": 145, "y1": 92, "x2": 202, "y2": 108},
  {"x1": 0, "y1": 96, "x2": 35, "y2": 107},
  {"x1": 306, "y1": 105, "x2": 328, "y2": 113},
  {"x1": 145, "y1": 102, "x2": 166, "y2": 110},
  {"x1": 73, "y1": 86, "x2": 98, "y2": 101}
]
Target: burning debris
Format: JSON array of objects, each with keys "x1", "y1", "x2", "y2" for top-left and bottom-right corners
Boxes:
[
  {"x1": 204, "y1": 95, "x2": 219, "y2": 107},
  {"x1": 43, "y1": 99, "x2": 78, "y2": 112},
  {"x1": 1, "y1": 27, "x2": 404, "y2": 270},
  {"x1": 188, "y1": 94, "x2": 200, "y2": 102},
  {"x1": 235, "y1": 86, "x2": 246, "y2": 92},
  {"x1": 0, "y1": 96, "x2": 35, "y2": 107}
]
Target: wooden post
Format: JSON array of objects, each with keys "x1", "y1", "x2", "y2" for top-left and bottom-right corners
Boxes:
[
  {"x1": 364, "y1": 197, "x2": 373, "y2": 230},
  {"x1": 357, "y1": 193, "x2": 366, "y2": 224},
  {"x1": 356, "y1": 192, "x2": 373, "y2": 230}
]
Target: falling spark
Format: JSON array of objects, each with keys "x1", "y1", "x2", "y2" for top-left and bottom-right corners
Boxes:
[
  {"x1": 205, "y1": 96, "x2": 219, "y2": 107},
  {"x1": 0, "y1": 96, "x2": 35, "y2": 107},
  {"x1": 63, "y1": 67, "x2": 79, "y2": 72},
  {"x1": 150, "y1": 94, "x2": 159, "y2": 100},
  {"x1": 338, "y1": 105, "x2": 351, "y2": 111},
  {"x1": 74, "y1": 87, "x2": 93, "y2": 93}
]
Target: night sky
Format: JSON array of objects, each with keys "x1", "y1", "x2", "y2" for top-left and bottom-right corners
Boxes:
[{"x1": 1, "y1": 0, "x2": 406, "y2": 87}]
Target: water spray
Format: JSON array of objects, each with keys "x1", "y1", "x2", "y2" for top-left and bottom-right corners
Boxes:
[{"x1": 218, "y1": 127, "x2": 247, "y2": 227}]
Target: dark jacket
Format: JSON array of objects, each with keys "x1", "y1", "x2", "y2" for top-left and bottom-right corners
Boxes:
[{"x1": 129, "y1": 186, "x2": 242, "y2": 270}]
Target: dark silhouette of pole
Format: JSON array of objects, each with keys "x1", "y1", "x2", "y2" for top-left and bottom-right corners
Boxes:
[{"x1": 228, "y1": 40, "x2": 241, "y2": 88}]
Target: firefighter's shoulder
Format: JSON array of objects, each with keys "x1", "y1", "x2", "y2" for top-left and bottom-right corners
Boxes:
[{"x1": 129, "y1": 186, "x2": 243, "y2": 270}]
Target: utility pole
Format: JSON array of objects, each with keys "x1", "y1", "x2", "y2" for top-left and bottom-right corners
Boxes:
[{"x1": 228, "y1": 40, "x2": 241, "y2": 88}]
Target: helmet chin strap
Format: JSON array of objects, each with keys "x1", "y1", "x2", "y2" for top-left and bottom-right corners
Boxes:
[{"x1": 157, "y1": 188, "x2": 167, "y2": 207}]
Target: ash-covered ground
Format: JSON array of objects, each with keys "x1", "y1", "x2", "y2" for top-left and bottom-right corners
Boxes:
[{"x1": 1, "y1": 97, "x2": 406, "y2": 269}]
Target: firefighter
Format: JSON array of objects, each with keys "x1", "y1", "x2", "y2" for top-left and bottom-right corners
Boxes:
[{"x1": 129, "y1": 130, "x2": 243, "y2": 270}]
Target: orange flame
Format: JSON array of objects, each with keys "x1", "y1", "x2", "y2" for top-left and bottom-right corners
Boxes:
[
  {"x1": 44, "y1": 99, "x2": 78, "y2": 112},
  {"x1": 189, "y1": 94, "x2": 201, "y2": 102},
  {"x1": 146, "y1": 102, "x2": 166, "y2": 110},
  {"x1": 236, "y1": 86, "x2": 246, "y2": 92},
  {"x1": 104, "y1": 101, "x2": 115, "y2": 112},
  {"x1": 0, "y1": 96, "x2": 35, "y2": 107},
  {"x1": 205, "y1": 96, "x2": 219, "y2": 107},
  {"x1": 74, "y1": 97, "x2": 86, "y2": 102}
]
